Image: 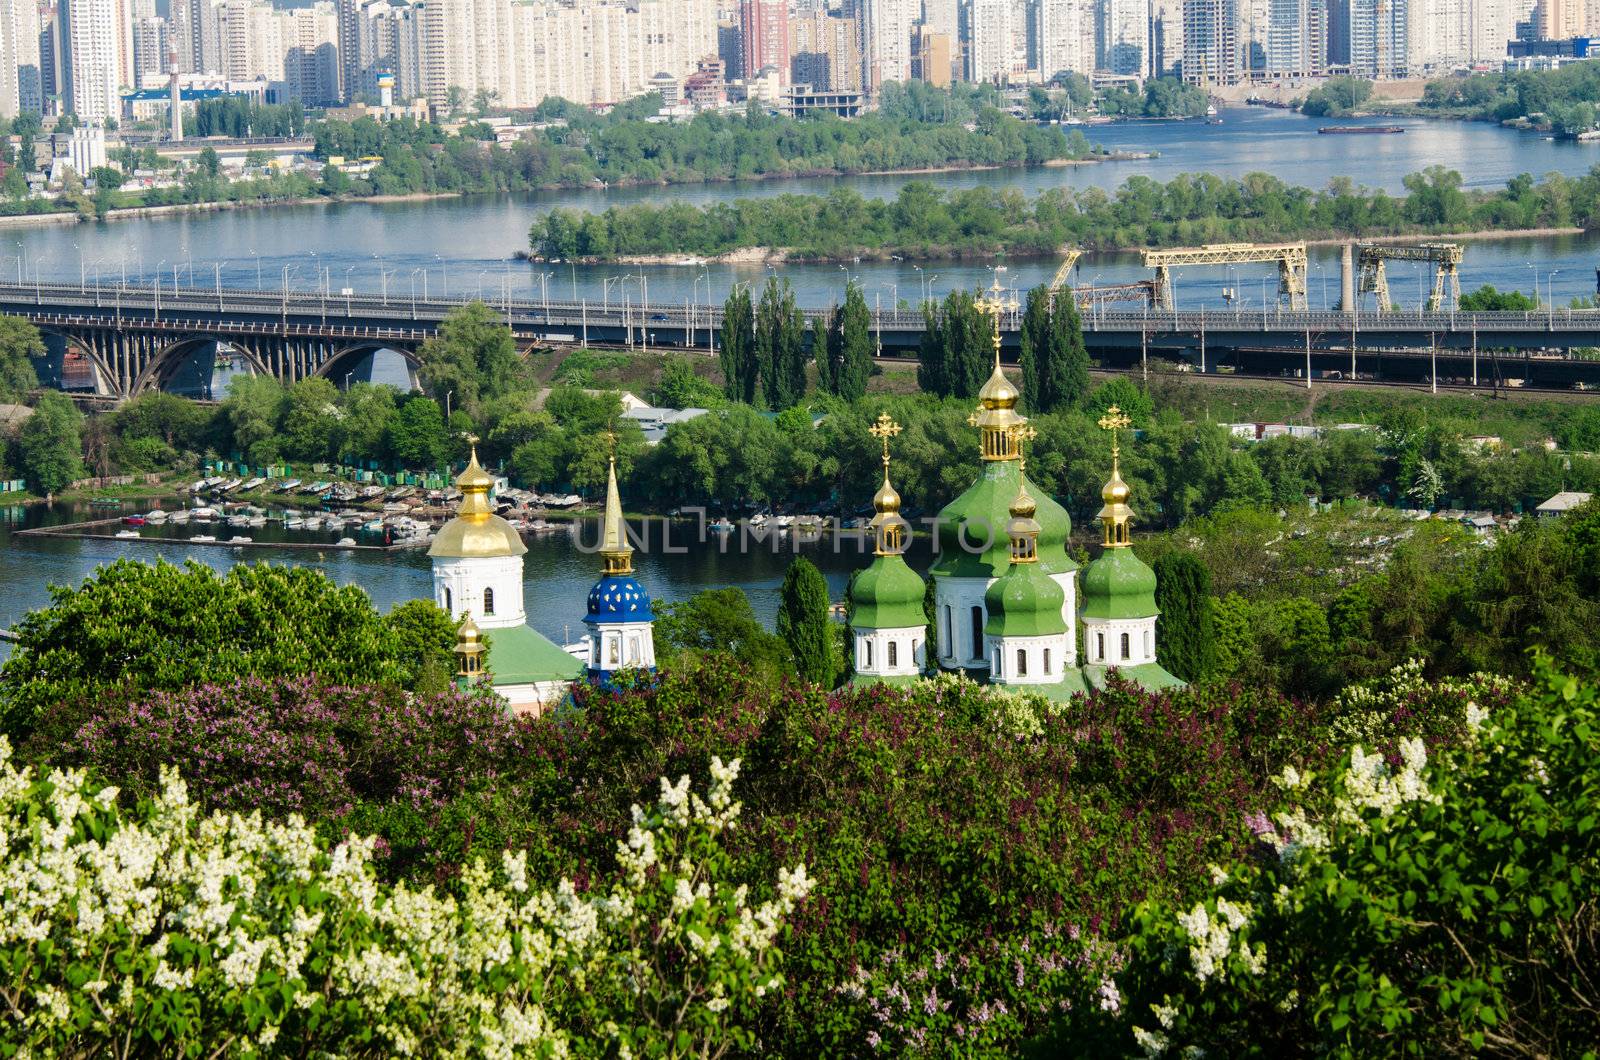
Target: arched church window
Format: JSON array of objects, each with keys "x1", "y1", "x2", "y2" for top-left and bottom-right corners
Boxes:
[
  {"x1": 864, "y1": 640, "x2": 873, "y2": 669},
  {"x1": 484, "y1": 587, "x2": 495, "y2": 615},
  {"x1": 970, "y1": 606, "x2": 983, "y2": 661},
  {"x1": 888, "y1": 640, "x2": 898, "y2": 667},
  {"x1": 1043, "y1": 648, "x2": 1052, "y2": 674},
  {"x1": 443, "y1": 586, "x2": 452, "y2": 614},
  {"x1": 1120, "y1": 632, "x2": 1130, "y2": 660},
  {"x1": 1016, "y1": 648, "x2": 1027, "y2": 676},
  {"x1": 1096, "y1": 632, "x2": 1104, "y2": 661}
]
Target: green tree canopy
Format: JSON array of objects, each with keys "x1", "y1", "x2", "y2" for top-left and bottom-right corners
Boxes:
[
  {"x1": 17, "y1": 391, "x2": 84, "y2": 494},
  {"x1": 817, "y1": 281, "x2": 872, "y2": 402},
  {"x1": 719, "y1": 286, "x2": 757, "y2": 405},
  {"x1": 0, "y1": 314, "x2": 42, "y2": 402},
  {"x1": 1152, "y1": 552, "x2": 1216, "y2": 682},
  {"x1": 777, "y1": 557, "x2": 835, "y2": 686}
]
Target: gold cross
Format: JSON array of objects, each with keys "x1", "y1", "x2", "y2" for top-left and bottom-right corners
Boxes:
[
  {"x1": 1097, "y1": 405, "x2": 1131, "y2": 463},
  {"x1": 1010, "y1": 423, "x2": 1037, "y2": 469},
  {"x1": 868, "y1": 412, "x2": 903, "y2": 464},
  {"x1": 974, "y1": 276, "x2": 1018, "y2": 365},
  {"x1": 601, "y1": 429, "x2": 618, "y2": 459}
]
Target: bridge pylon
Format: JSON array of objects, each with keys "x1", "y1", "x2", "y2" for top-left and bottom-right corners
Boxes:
[
  {"x1": 1141, "y1": 242, "x2": 1309, "y2": 311},
  {"x1": 1357, "y1": 243, "x2": 1463, "y2": 312}
]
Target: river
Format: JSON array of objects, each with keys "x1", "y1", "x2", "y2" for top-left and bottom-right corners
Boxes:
[
  {"x1": 4, "y1": 105, "x2": 1600, "y2": 632},
  {"x1": 6, "y1": 106, "x2": 1600, "y2": 318},
  {"x1": 0, "y1": 500, "x2": 923, "y2": 661}
]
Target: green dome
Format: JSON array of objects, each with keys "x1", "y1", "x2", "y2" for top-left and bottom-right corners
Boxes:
[
  {"x1": 984, "y1": 564, "x2": 1068, "y2": 638},
  {"x1": 931, "y1": 461, "x2": 1075, "y2": 580},
  {"x1": 850, "y1": 554, "x2": 927, "y2": 630},
  {"x1": 1080, "y1": 548, "x2": 1159, "y2": 620}
]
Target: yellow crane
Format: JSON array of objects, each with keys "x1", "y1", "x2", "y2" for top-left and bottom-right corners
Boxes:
[
  {"x1": 1049, "y1": 248, "x2": 1082, "y2": 293},
  {"x1": 1357, "y1": 242, "x2": 1463, "y2": 312}
]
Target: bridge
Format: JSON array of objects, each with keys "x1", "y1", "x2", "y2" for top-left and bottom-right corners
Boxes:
[{"x1": 5, "y1": 281, "x2": 1600, "y2": 398}]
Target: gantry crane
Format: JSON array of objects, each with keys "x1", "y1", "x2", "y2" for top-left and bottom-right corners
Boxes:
[
  {"x1": 1357, "y1": 242, "x2": 1463, "y2": 312},
  {"x1": 1141, "y1": 242, "x2": 1309, "y2": 311},
  {"x1": 1074, "y1": 281, "x2": 1158, "y2": 310}
]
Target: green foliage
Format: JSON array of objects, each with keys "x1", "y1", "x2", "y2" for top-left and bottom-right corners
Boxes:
[
  {"x1": 526, "y1": 166, "x2": 1600, "y2": 262},
  {"x1": 1019, "y1": 284, "x2": 1090, "y2": 413},
  {"x1": 16, "y1": 390, "x2": 83, "y2": 494},
  {"x1": 1102, "y1": 659, "x2": 1595, "y2": 1059},
  {"x1": 1085, "y1": 376, "x2": 1153, "y2": 426},
  {"x1": 649, "y1": 356, "x2": 724, "y2": 409},
  {"x1": 755, "y1": 277, "x2": 807, "y2": 410},
  {"x1": 719, "y1": 285, "x2": 758, "y2": 404},
  {"x1": 387, "y1": 395, "x2": 450, "y2": 469},
  {"x1": 1459, "y1": 283, "x2": 1540, "y2": 311},
  {"x1": 818, "y1": 280, "x2": 872, "y2": 401},
  {"x1": 0, "y1": 560, "x2": 428, "y2": 742},
  {"x1": 384, "y1": 598, "x2": 459, "y2": 694},
  {"x1": 416, "y1": 301, "x2": 527, "y2": 418},
  {"x1": 1153, "y1": 553, "x2": 1215, "y2": 682},
  {"x1": 1299, "y1": 76, "x2": 1374, "y2": 117},
  {"x1": 918, "y1": 289, "x2": 989, "y2": 399},
  {"x1": 1097, "y1": 77, "x2": 1209, "y2": 118},
  {"x1": 653, "y1": 587, "x2": 789, "y2": 678},
  {"x1": 0, "y1": 315, "x2": 42, "y2": 401},
  {"x1": 777, "y1": 557, "x2": 835, "y2": 686}
]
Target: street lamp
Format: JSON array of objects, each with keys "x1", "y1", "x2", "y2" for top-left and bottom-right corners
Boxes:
[
  {"x1": 251, "y1": 249, "x2": 262, "y2": 290},
  {"x1": 434, "y1": 254, "x2": 446, "y2": 298}
]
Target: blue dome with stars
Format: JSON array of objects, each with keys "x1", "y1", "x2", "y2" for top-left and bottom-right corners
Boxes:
[{"x1": 586, "y1": 574, "x2": 655, "y2": 624}]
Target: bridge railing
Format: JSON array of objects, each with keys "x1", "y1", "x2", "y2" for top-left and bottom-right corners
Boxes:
[{"x1": 1, "y1": 281, "x2": 1600, "y2": 336}]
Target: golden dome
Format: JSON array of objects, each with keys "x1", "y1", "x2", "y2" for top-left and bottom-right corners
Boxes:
[
  {"x1": 457, "y1": 612, "x2": 484, "y2": 647},
  {"x1": 1009, "y1": 480, "x2": 1037, "y2": 520},
  {"x1": 978, "y1": 361, "x2": 1021, "y2": 410},
  {"x1": 873, "y1": 470, "x2": 902, "y2": 514},
  {"x1": 428, "y1": 443, "x2": 528, "y2": 560},
  {"x1": 1102, "y1": 469, "x2": 1131, "y2": 505}
]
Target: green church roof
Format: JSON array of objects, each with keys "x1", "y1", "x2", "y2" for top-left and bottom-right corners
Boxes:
[
  {"x1": 850, "y1": 553, "x2": 927, "y2": 630},
  {"x1": 1083, "y1": 662, "x2": 1185, "y2": 692},
  {"x1": 984, "y1": 563, "x2": 1068, "y2": 637},
  {"x1": 483, "y1": 624, "x2": 585, "y2": 686},
  {"x1": 930, "y1": 460, "x2": 1076, "y2": 580},
  {"x1": 1080, "y1": 548, "x2": 1159, "y2": 620}
]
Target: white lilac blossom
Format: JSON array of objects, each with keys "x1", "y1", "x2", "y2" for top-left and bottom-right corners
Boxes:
[{"x1": 0, "y1": 740, "x2": 809, "y2": 1057}]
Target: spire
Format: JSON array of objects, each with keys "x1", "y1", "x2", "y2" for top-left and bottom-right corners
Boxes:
[
  {"x1": 969, "y1": 276, "x2": 1025, "y2": 461},
  {"x1": 599, "y1": 433, "x2": 633, "y2": 575},
  {"x1": 868, "y1": 412, "x2": 906, "y2": 555},
  {"x1": 1006, "y1": 425, "x2": 1041, "y2": 563},
  {"x1": 455, "y1": 435, "x2": 495, "y2": 518},
  {"x1": 1096, "y1": 406, "x2": 1134, "y2": 548}
]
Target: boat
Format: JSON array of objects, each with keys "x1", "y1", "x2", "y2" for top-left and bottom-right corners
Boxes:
[
  {"x1": 145, "y1": 509, "x2": 168, "y2": 523},
  {"x1": 191, "y1": 507, "x2": 217, "y2": 520},
  {"x1": 247, "y1": 516, "x2": 267, "y2": 529},
  {"x1": 1318, "y1": 125, "x2": 1404, "y2": 135},
  {"x1": 279, "y1": 479, "x2": 302, "y2": 491},
  {"x1": 335, "y1": 536, "x2": 357, "y2": 547},
  {"x1": 122, "y1": 515, "x2": 145, "y2": 526},
  {"x1": 219, "y1": 478, "x2": 243, "y2": 493},
  {"x1": 302, "y1": 517, "x2": 323, "y2": 531},
  {"x1": 169, "y1": 511, "x2": 191, "y2": 524},
  {"x1": 284, "y1": 517, "x2": 305, "y2": 530},
  {"x1": 191, "y1": 534, "x2": 216, "y2": 543},
  {"x1": 231, "y1": 535, "x2": 253, "y2": 543},
  {"x1": 362, "y1": 518, "x2": 385, "y2": 532},
  {"x1": 115, "y1": 529, "x2": 141, "y2": 539},
  {"x1": 710, "y1": 517, "x2": 734, "y2": 534}
]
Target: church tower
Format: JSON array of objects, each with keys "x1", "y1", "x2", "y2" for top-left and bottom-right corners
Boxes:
[
  {"x1": 429, "y1": 438, "x2": 583, "y2": 714},
  {"x1": 429, "y1": 439, "x2": 528, "y2": 629},
  {"x1": 583, "y1": 448, "x2": 656, "y2": 681},
  {"x1": 848, "y1": 413, "x2": 928, "y2": 684},
  {"x1": 984, "y1": 446, "x2": 1073, "y2": 687},
  {"x1": 929, "y1": 278, "x2": 1079, "y2": 673},
  {"x1": 1080, "y1": 406, "x2": 1182, "y2": 689}
]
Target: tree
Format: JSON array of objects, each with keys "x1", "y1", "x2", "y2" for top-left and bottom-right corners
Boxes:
[
  {"x1": 388, "y1": 396, "x2": 450, "y2": 469},
  {"x1": 777, "y1": 558, "x2": 834, "y2": 686},
  {"x1": 16, "y1": 391, "x2": 83, "y2": 494},
  {"x1": 719, "y1": 286, "x2": 758, "y2": 405},
  {"x1": 1019, "y1": 284, "x2": 1091, "y2": 413},
  {"x1": 818, "y1": 281, "x2": 872, "y2": 401},
  {"x1": 339, "y1": 383, "x2": 398, "y2": 464},
  {"x1": 279, "y1": 377, "x2": 344, "y2": 462},
  {"x1": 1085, "y1": 377, "x2": 1154, "y2": 426},
  {"x1": 220, "y1": 375, "x2": 285, "y2": 465},
  {"x1": 384, "y1": 598, "x2": 458, "y2": 694},
  {"x1": 416, "y1": 302, "x2": 525, "y2": 418},
  {"x1": 917, "y1": 304, "x2": 948, "y2": 396},
  {"x1": 1152, "y1": 553, "x2": 1216, "y2": 682},
  {"x1": 653, "y1": 587, "x2": 788, "y2": 677},
  {"x1": 755, "y1": 277, "x2": 807, "y2": 410},
  {"x1": 0, "y1": 560, "x2": 426, "y2": 741},
  {"x1": 197, "y1": 146, "x2": 221, "y2": 179},
  {"x1": 1459, "y1": 284, "x2": 1539, "y2": 311},
  {"x1": 0, "y1": 314, "x2": 42, "y2": 401}
]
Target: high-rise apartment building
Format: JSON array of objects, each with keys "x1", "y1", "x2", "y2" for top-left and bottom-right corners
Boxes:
[
  {"x1": 0, "y1": 0, "x2": 43, "y2": 116},
  {"x1": 911, "y1": 24, "x2": 950, "y2": 83},
  {"x1": 1345, "y1": 0, "x2": 1406, "y2": 76},
  {"x1": 792, "y1": 13, "x2": 860, "y2": 88},
  {"x1": 1097, "y1": 0, "x2": 1150, "y2": 75},
  {"x1": 283, "y1": 2, "x2": 340, "y2": 103},
  {"x1": 172, "y1": 0, "x2": 222, "y2": 73},
  {"x1": 1182, "y1": 0, "x2": 1240, "y2": 83},
  {"x1": 740, "y1": 0, "x2": 788, "y2": 80},
  {"x1": 1265, "y1": 0, "x2": 1326, "y2": 74},
  {"x1": 131, "y1": 14, "x2": 167, "y2": 80},
  {"x1": 861, "y1": 0, "x2": 916, "y2": 89},
  {"x1": 1032, "y1": 0, "x2": 1089, "y2": 79},
  {"x1": 966, "y1": 0, "x2": 1013, "y2": 81},
  {"x1": 55, "y1": 0, "x2": 125, "y2": 121}
]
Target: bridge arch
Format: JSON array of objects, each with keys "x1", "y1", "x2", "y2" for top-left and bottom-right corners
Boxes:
[
  {"x1": 311, "y1": 342, "x2": 423, "y2": 392},
  {"x1": 131, "y1": 337, "x2": 272, "y2": 398},
  {"x1": 34, "y1": 328, "x2": 118, "y2": 397}
]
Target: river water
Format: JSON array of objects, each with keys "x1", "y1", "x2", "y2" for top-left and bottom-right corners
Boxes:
[
  {"x1": 0, "y1": 501, "x2": 919, "y2": 659},
  {"x1": 5, "y1": 106, "x2": 1600, "y2": 633},
  {"x1": 7, "y1": 106, "x2": 1600, "y2": 317}
]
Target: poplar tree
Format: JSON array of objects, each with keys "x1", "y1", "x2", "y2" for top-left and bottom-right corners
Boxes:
[
  {"x1": 756, "y1": 277, "x2": 807, "y2": 410},
  {"x1": 917, "y1": 304, "x2": 947, "y2": 396},
  {"x1": 1019, "y1": 284, "x2": 1091, "y2": 413},
  {"x1": 719, "y1": 286, "x2": 757, "y2": 405},
  {"x1": 777, "y1": 557, "x2": 834, "y2": 686},
  {"x1": 1153, "y1": 552, "x2": 1217, "y2": 682},
  {"x1": 1019, "y1": 285, "x2": 1052, "y2": 410},
  {"x1": 819, "y1": 281, "x2": 872, "y2": 401}
]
